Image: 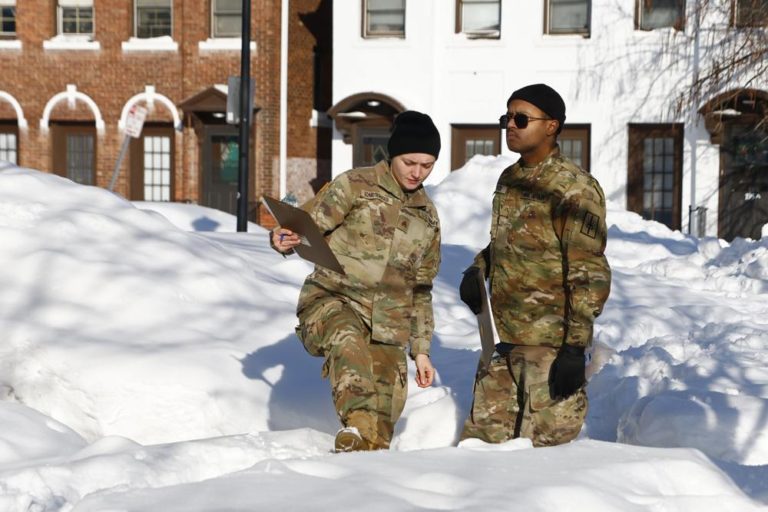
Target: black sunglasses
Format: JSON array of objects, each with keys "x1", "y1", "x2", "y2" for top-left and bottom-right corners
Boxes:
[{"x1": 499, "y1": 113, "x2": 552, "y2": 130}]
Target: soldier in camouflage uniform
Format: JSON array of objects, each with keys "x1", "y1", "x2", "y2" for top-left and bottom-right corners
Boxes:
[
  {"x1": 459, "y1": 84, "x2": 611, "y2": 446},
  {"x1": 271, "y1": 111, "x2": 442, "y2": 452}
]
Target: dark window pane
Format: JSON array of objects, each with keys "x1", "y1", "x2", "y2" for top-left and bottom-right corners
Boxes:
[
  {"x1": 0, "y1": 132, "x2": 17, "y2": 164},
  {"x1": 61, "y1": 6, "x2": 93, "y2": 35},
  {"x1": 367, "y1": 0, "x2": 405, "y2": 35},
  {"x1": 640, "y1": 134, "x2": 678, "y2": 226},
  {"x1": 215, "y1": 15, "x2": 241, "y2": 37},
  {"x1": 66, "y1": 133, "x2": 95, "y2": 185},
  {"x1": 1, "y1": 7, "x2": 15, "y2": 34},
  {"x1": 639, "y1": 0, "x2": 684, "y2": 30},
  {"x1": 549, "y1": 0, "x2": 590, "y2": 33},
  {"x1": 561, "y1": 139, "x2": 583, "y2": 165},
  {"x1": 136, "y1": 2, "x2": 172, "y2": 38},
  {"x1": 462, "y1": 0, "x2": 501, "y2": 33},
  {"x1": 736, "y1": 0, "x2": 768, "y2": 26},
  {"x1": 216, "y1": 0, "x2": 241, "y2": 11},
  {"x1": 360, "y1": 134, "x2": 389, "y2": 166},
  {"x1": 664, "y1": 155, "x2": 673, "y2": 172},
  {"x1": 211, "y1": 135, "x2": 239, "y2": 184},
  {"x1": 212, "y1": 0, "x2": 241, "y2": 37}
]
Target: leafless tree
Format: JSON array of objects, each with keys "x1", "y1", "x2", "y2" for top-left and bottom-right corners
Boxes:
[{"x1": 669, "y1": 0, "x2": 768, "y2": 128}]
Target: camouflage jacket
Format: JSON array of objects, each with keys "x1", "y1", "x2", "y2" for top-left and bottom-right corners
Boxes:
[
  {"x1": 296, "y1": 160, "x2": 441, "y2": 356},
  {"x1": 474, "y1": 147, "x2": 611, "y2": 348}
]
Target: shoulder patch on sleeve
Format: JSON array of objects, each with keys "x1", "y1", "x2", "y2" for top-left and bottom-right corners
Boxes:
[{"x1": 580, "y1": 211, "x2": 600, "y2": 239}]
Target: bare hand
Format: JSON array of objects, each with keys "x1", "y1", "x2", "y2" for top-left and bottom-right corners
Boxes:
[
  {"x1": 271, "y1": 228, "x2": 301, "y2": 253},
  {"x1": 414, "y1": 354, "x2": 434, "y2": 388}
]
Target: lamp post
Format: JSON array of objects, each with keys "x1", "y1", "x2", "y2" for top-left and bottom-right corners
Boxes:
[{"x1": 236, "y1": 0, "x2": 252, "y2": 232}]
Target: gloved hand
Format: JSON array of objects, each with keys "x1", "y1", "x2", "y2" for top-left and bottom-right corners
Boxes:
[
  {"x1": 459, "y1": 266, "x2": 483, "y2": 314},
  {"x1": 548, "y1": 344, "x2": 586, "y2": 400}
]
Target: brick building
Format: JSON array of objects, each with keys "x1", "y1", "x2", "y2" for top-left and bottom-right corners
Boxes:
[{"x1": 0, "y1": 0, "x2": 332, "y2": 226}]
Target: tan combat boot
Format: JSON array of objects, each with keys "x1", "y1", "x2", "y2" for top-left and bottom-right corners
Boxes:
[
  {"x1": 334, "y1": 410, "x2": 378, "y2": 452},
  {"x1": 334, "y1": 426, "x2": 366, "y2": 452}
]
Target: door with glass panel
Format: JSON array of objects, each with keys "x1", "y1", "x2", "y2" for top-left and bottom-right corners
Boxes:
[
  {"x1": 719, "y1": 123, "x2": 768, "y2": 241},
  {"x1": 353, "y1": 126, "x2": 390, "y2": 168},
  {"x1": 130, "y1": 125, "x2": 174, "y2": 201},
  {"x1": 52, "y1": 123, "x2": 96, "y2": 186},
  {"x1": 0, "y1": 123, "x2": 18, "y2": 166},
  {"x1": 627, "y1": 124, "x2": 683, "y2": 230},
  {"x1": 202, "y1": 126, "x2": 240, "y2": 214}
]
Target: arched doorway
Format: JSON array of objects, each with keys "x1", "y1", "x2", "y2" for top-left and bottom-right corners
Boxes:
[
  {"x1": 700, "y1": 89, "x2": 768, "y2": 241},
  {"x1": 328, "y1": 92, "x2": 405, "y2": 168}
]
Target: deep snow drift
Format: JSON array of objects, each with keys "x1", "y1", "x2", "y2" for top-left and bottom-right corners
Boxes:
[{"x1": 0, "y1": 159, "x2": 766, "y2": 510}]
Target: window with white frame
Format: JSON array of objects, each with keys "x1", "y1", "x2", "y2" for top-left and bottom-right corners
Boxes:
[
  {"x1": 136, "y1": 0, "x2": 172, "y2": 38},
  {"x1": 58, "y1": 0, "x2": 94, "y2": 37},
  {"x1": 0, "y1": 0, "x2": 16, "y2": 37},
  {"x1": 0, "y1": 126, "x2": 17, "y2": 165},
  {"x1": 637, "y1": 0, "x2": 685, "y2": 30},
  {"x1": 364, "y1": 0, "x2": 405, "y2": 38},
  {"x1": 457, "y1": 0, "x2": 501, "y2": 37},
  {"x1": 212, "y1": 0, "x2": 242, "y2": 38},
  {"x1": 734, "y1": 0, "x2": 768, "y2": 26},
  {"x1": 546, "y1": 0, "x2": 590, "y2": 35}
]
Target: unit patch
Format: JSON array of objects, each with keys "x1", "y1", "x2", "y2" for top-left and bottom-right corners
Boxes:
[{"x1": 580, "y1": 211, "x2": 600, "y2": 239}]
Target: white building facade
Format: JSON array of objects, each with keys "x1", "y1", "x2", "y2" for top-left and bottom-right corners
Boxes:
[{"x1": 329, "y1": 0, "x2": 768, "y2": 241}]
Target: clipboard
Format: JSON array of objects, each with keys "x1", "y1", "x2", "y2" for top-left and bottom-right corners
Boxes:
[
  {"x1": 475, "y1": 272, "x2": 497, "y2": 379},
  {"x1": 262, "y1": 195, "x2": 346, "y2": 275}
]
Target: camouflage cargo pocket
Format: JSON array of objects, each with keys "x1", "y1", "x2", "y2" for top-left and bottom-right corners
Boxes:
[
  {"x1": 528, "y1": 383, "x2": 588, "y2": 446},
  {"x1": 528, "y1": 380, "x2": 558, "y2": 412},
  {"x1": 296, "y1": 300, "x2": 344, "y2": 357}
]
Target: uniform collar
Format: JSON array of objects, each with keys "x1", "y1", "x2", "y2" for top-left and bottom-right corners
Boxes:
[
  {"x1": 519, "y1": 145, "x2": 561, "y2": 170},
  {"x1": 374, "y1": 160, "x2": 429, "y2": 208}
]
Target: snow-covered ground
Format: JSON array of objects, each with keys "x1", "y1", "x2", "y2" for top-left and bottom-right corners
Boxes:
[{"x1": 0, "y1": 158, "x2": 767, "y2": 511}]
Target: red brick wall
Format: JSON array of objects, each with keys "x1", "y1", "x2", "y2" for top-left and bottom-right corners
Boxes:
[
  {"x1": 0, "y1": 0, "x2": 314, "y2": 224},
  {"x1": 286, "y1": 0, "x2": 332, "y2": 202}
]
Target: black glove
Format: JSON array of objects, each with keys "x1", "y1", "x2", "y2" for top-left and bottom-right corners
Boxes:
[
  {"x1": 459, "y1": 266, "x2": 483, "y2": 314},
  {"x1": 548, "y1": 344, "x2": 586, "y2": 400}
]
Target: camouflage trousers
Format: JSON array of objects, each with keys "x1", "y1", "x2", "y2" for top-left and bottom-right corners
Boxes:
[
  {"x1": 461, "y1": 345, "x2": 587, "y2": 447},
  {"x1": 296, "y1": 298, "x2": 408, "y2": 449}
]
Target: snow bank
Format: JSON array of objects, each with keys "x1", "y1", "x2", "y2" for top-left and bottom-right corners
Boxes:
[
  {"x1": 0, "y1": 168, "x2": 287, "y2": 443},
  {"x1": 1, "y1": 160, "x2": 767, "y2": 508}
]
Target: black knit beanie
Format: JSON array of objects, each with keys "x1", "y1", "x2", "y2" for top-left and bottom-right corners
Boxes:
[
  {"x1": 507, "y1": 84, "x2": 566, "y2": 134},
  {"x1": 387, "y1": 111, "x2": 441, "y2": 159}
]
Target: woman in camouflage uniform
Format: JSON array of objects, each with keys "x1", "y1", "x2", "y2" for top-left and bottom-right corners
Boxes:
[{"x1": 272, "y1": 111, "x2": 442, "y2": 452}]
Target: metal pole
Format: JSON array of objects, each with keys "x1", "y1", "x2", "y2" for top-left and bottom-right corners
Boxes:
[
  {"x1": 688, "y1": 0, "x2": 702, "y2": 234},
  {"x1": 279, "y1": 0, "x2": 289, "y2": 199},
  {"x1": 108, "y1": 135, "x2": 131, "y2": 192},
  {"x1": 236, "y1": 0, "x2": 252, "y2": 232}
]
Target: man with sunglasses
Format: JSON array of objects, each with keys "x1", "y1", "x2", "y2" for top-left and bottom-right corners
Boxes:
[{"x1": 459, "y1": 84, "x2": 611, "y2": 446}]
